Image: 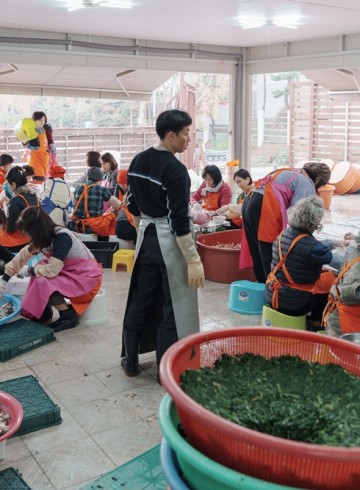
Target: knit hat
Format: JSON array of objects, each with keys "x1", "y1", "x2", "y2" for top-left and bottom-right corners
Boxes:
[
  {"x1": 49, "y1": 165, "x2": 66, "y2": 178},
  {"x1": 117, "y1": 169, "x2": 128, "y2": 186},
  {"x1": 87, "y1": 167, "x2": 103, "y2": 182}
]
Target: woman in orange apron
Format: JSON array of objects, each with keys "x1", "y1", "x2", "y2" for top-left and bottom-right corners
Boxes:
[
  {"x1": 216, "y1": 168, "x2": 254, "y2": 228},
  {"x1": 27, "y1": 111, "x2": 50, "y2": 184},
  {"x1": 0, "y1": 166, "x2": 38, "y2": 252},
  {"x1": 242, "y1": 162, "x2": 331, "y2": 283},
  {"x1": 68, "y1": 167, "x2": 122, "y2": 237},
  {"x1": 323, "y1": 232, "x2": 360, "y2": 337},
  {"x1": 265, "y1": 196, "x2": 335, "y2": 331},
  {"x1": 0, "y1": 207, "x2": 102, "y2": 332},
  {"x1": 190, "y1": 164, "x2": 232, "y2": 212}
]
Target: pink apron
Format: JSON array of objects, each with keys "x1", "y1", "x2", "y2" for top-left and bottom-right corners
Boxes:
[{"x1": 21, "y1": 257, "x2": 102, "y2": 318}]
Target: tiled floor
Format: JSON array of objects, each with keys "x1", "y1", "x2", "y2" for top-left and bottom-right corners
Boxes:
[{"x1": 0, "y1": 192, "x2": 358, "y2": 489}]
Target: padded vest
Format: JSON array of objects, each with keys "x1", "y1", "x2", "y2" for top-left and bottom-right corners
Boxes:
[{"x1": 264, "y1": 228, "x2": 322, "y2": 310}]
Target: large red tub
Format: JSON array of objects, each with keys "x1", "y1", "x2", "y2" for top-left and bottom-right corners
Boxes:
[{"x1": 196, "y1": 229, "x2": 255, "y2": 284}]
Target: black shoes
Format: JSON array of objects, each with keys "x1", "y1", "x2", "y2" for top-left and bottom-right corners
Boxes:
[
  {"x1": 37, "y1": 306, "x2": 53, "y2": 324},
  {"x1": 49, "y1": 306, "x2": 79, "y2": 333},
  {"x1": 121, "y1": 357, "x2": 140, "y2": 377}
]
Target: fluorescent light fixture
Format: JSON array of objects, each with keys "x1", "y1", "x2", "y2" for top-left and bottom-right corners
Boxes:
[
  {"x1": 67, "y1": 0, "x2": 132, "y2": 11},
  {"x1": 238, "y1": 16, "x2": 300, "y2": 30}
]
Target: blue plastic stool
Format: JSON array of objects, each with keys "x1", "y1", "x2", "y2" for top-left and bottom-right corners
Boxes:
[{"x1": 228, "y1": 280, "x2": 266, "y2": 315}]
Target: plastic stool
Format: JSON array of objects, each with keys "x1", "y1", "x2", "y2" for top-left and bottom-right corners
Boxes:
[
  {"x1": 228, "y1": 280, "x2": 266, "y2": 315},
  {"x1": 111, "y1": 249, "x2": 135, "y2": 272},
  {"x1": 261, "y1": 305, "x2": 306, "y2": 330},
  {"x1": 80, "y1": 288, "x2": 108, "y2": 326}
]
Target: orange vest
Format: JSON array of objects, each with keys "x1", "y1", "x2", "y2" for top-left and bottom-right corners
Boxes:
[
  {"x1": 267, "y1": 232, "x2": 335, "y2": 309},
  {"x1": 70, "y1": 184, "x2": 116, "y2": 236},
  {"x1": 322, "y1": 257, "x2": 360, "y2": 333}
]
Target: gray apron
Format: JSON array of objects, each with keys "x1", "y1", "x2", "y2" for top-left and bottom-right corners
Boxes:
[{"x1": 135, "y1": 214, "x2": 200, "y2": 339}]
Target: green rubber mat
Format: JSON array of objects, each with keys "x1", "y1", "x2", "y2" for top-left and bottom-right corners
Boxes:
[
  {"x1": 0, "y1": 318, "x2": 55, "y2": 362},
  {"x1": 82, "y1": 444, "x2": 166, "y2": 489},
  {"x1": 0, "y1": 468, "x2": 32, "y2": 489},
  {"x1": 0, "y1": 375, "x2": 62, "y2": 436}
]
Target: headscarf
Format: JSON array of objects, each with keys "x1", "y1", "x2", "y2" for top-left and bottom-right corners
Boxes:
[{"x1": 49, "y1": 165, "x2": 66, "y2": 178}]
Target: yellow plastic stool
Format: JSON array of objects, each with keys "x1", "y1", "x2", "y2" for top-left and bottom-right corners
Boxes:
[
  {"x1": 261, "y1": 305, "x2": 306, "y2": 330},
  {"x1": 111, "y1": 249, "x2": 135, "y2": 272}
]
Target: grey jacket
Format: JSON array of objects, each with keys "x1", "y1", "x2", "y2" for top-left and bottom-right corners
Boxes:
[{"x1": 326, "y1": 245, "x2": 360, "y2": 337}]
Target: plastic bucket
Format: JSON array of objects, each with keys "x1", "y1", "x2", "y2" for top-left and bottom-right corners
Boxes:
[{"x1": 317, "y1": 184, "x2": 335, "y2": 209}]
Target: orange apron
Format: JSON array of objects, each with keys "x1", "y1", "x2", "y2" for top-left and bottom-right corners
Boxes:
[
  {"x1": 117, "y1": 192, "x2": 135, "y2": 227},
  {"x1": 229, "y1": 193, "x2": 244, "y2": 228},
  {"x1": 0, "y1": 194, "x2": 39, "y2": 247},
  {"x1": 202, "y1": 191, "x2": 220, "y2": 211},
  {"x1": 267, "y1": 232, "x2": 335, "y2": 309},
  {"x1": 70, "y1": 184, "x2": 116, "y2": 236},
  {"x1": 251, "y1": 168, "x2": 305, "y2": 243},
  {"x1": 70, "y1": 277, "x2": 102, "y2": 316},
  {"x1": 322, "y1": 257, "x2": 360, "y2": 333},
  {"x1": 28, "y1": 131, "x2": 49, "y2": 181}
]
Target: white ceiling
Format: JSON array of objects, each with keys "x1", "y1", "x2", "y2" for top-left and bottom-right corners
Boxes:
[
  {"x1": 2, "y1": 0, "x2": 360, "y2": 48},
  {"x1": 1, "y1": 0, "x2": 360, "y2": 97}
]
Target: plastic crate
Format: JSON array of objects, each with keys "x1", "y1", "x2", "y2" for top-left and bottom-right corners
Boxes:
[
  {"x1": 81, "y1": 444, "x2": 165, "y2": 489},
  {"x1": 0, "y1": 468, "x2": 31, "y2": 489},
  {"x1": 0, "y1": 319, "x2": 55, "y2": 362},
  {"x1": 83, "y1": 241, "x2": 119, "y2": 268},
  {"x1": 160, "y1": 328, "x2": 360, "y2": 490},
  {"x1": 0, "y1": 375, "x2": 62, "y2": 436}
]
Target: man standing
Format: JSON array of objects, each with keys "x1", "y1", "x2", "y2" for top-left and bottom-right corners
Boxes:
[{"x1": 121, "y1": 109, "x2": 205, "y2": 379}]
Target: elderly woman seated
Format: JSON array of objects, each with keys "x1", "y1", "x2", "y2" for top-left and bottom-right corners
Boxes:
[
  {"x1": 190, "y1": 164, "x2": 232, "y2": 213},
  {"x1": 323, "y1": 231, "x2": 360, "y2": 337},
  {"x1": 265, "y1": 196, "x2": 336, "y2": 331}
]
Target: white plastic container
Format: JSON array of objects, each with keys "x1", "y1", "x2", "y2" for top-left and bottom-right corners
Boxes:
[{"x1": 79, "y1": 288, "x2": 108, "y2": 326}]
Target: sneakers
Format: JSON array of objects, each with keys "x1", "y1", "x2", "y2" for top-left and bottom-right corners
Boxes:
[{"x1": 121, "y1": 357, "x2": 140, "y2": 377}]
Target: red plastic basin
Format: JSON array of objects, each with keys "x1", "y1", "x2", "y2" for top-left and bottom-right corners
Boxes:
[{"x1": 196, "y1": 229, "x2": 255, "y2": 283}]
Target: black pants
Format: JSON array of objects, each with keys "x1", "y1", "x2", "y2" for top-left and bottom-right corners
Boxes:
[
  {"x1": 115, "y1": 220, "x2": 137, "y2": 243},
  {"x1": 278, "y1": 293, "x2": 328, "y2": 322},
  {"x1": 123, "y1": 225, "x2": 178, "y2": 370},
  {"x1": 242, "y1": 193, "x2": 273, "y2": 283}
]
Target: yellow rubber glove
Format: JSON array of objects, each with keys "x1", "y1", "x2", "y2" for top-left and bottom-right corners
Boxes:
[{"x1": 176, "y1": 233, "x2": 205, "y2": 289}]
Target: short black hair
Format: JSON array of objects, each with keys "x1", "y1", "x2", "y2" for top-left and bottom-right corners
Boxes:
[
  {"x1": 32, "y1": 111, "x2": 47, "y2": 122},
  {"x1": 234, "y1": 168, "x2": 252, "y2": 184},
  {"x1": 0, "y1": 154, "x2": 14, "y2": 167},
  {"x1": 201, "y1": 165, "x2": 222, "y2": 186},
  {"x1": 6, "y1": 166, "x2": 27, "y2": 188},
  {"x1": 156, "y1": 110, "x2": 192, "y2": 140}
]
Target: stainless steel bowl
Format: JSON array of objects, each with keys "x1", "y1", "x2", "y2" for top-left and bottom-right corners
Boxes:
[{"x1": 340, "y1": 333, "x2": 360, "y2": 344}]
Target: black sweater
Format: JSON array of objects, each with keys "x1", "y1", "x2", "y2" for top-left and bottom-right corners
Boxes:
[{"x1": 126, "y1": 147, "x2": 191, "y2": 237}]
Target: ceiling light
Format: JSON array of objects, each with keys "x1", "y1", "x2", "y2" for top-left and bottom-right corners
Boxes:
[
  {"x1": 238, "y1": 17, "x2": 300, "y2": 30},
  {"x1": 67, "y1": 0, "x2": 132, "y2": 11}
]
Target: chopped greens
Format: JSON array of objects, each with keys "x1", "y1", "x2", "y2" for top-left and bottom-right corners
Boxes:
[{"x1": 180, "y1": 353, "x2": 360, "y2": 447}]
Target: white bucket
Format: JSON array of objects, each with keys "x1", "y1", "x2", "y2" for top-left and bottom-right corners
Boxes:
[{"x1": 79, "y1": 288, "x2": 108, "y2": 326}]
